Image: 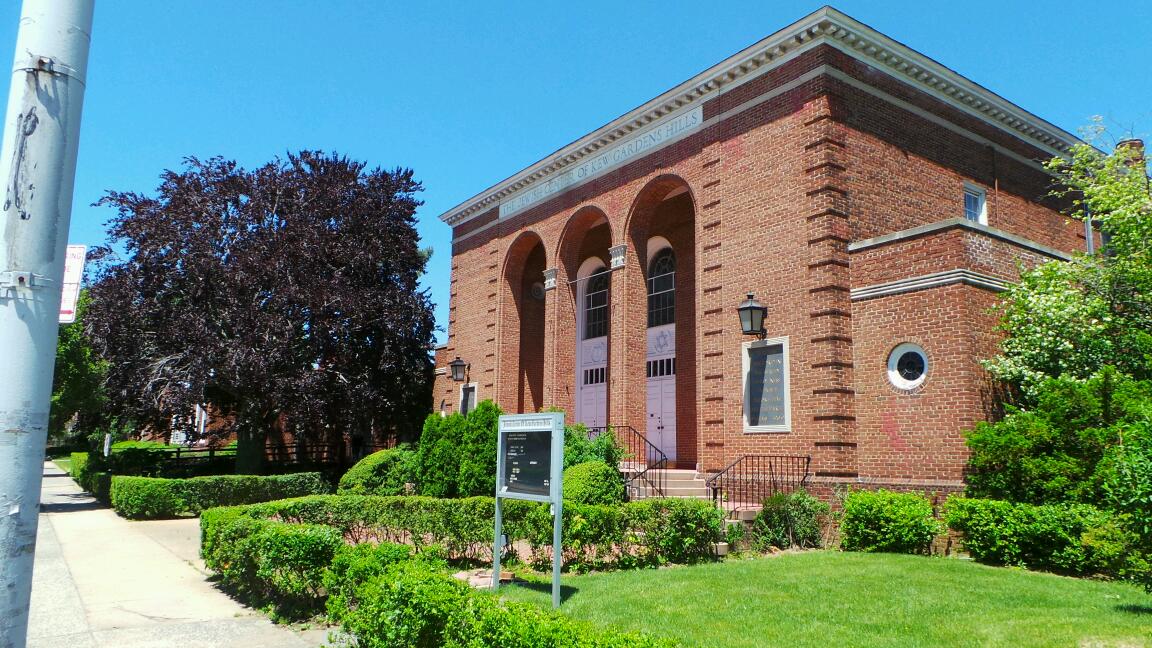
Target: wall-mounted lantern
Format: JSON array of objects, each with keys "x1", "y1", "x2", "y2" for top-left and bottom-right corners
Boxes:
[
  {"x1": 449, "y1": 356, "x2": 469, "y2": 382},
  {"x1": 737, "y1": 293, "x2": 767, "y2": 338}
]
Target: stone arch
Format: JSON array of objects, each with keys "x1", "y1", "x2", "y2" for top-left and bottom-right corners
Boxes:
[
  {"x1": 499, "y1": 231, "x2": 548, "y2": 413},
  {"x1": 623, "y1": 175, "x2": 698, "y2": 467}
]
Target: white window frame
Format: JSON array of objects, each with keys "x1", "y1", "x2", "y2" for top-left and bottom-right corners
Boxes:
[
  {"x1": 458, "y1": 382, "x2": 478, "y2": 415},
  {"x1": 887, "y1": 343, "x2": 929, "y2": 391},
  {"x1": 741, "y1": 335, "x2": 792, "y2": 433},
  {"x1": 963, "y1": 183, "x2": 987, "y2": 225}
]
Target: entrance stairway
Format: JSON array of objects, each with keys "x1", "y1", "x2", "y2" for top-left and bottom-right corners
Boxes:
[{"x1": 629, "y1": 468, "x2": 708, "y2": 500}]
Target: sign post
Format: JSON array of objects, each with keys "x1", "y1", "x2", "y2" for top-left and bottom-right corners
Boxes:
[{"x1": 492, "y1": 412, "x2": 564, "y2": 608}]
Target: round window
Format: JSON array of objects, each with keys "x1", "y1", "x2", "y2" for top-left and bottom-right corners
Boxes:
[{"x1": 887, "y1": 343, "x2": 928, "y2": 390}]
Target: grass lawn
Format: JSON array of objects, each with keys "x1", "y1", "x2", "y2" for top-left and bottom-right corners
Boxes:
[{"x1": 500, "y1": 551, "x2": 1152, "y2": 647}]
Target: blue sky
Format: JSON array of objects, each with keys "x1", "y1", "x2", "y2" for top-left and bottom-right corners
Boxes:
[{"x1": 0, "y1": 1, "x2": 1148, "y2": 343}]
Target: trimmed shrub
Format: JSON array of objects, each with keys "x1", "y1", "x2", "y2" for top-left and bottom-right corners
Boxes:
[
  {"x1": 338, "y1": 560, "x2": 681, "y2": 648},
  {"x1": 456, "y1": 401, "x2": 502, "y2": 497},
  {"x1": 946, "y1": 497, "x2": 1146, "y2": 578},
  {"x1": 418, "y1": 414, "x2": 464, "y2": 498},
  {"x1": 324, "y1": 541, "x2": 416, "y2": 623},
  {"x1": 841, "y1": 489, "x2": 940, "y2": 554},
  {"x1": 201, "y1": 511, "x2": 342, "y2": 619},
  {"x1": 624, "y1": 498, "x2": 725, "y2": 565},
  {"x1": 69, "y1": 451, "x2": 88, "y2": 480},
  {"x1": 562, "y1": 461, "x2": 624, "y2": 505},
  {"x1": 751, "y1": 489, "x2": 830, "y2": 550},
  {"x1": 202, "y1": 494, "x2": 724, "y2": 571},
  {"x1": 111, "y1": 476, "x2": 186, "y2": 519},
  {"x1": 563, "y1": 422, "x2": 624, "y2": 469},
  {"x1": 110, "y1": 472, "x2": 330, "y2": 519},
  {"x1": 69, "y1": 451, "x2": 112, "y2": 501},
  {"x1": 339, "y1": 447, "x2": 419, "y2": 496}
]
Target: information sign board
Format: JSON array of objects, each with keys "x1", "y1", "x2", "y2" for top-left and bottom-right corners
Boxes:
[{"x1": 493, "y1": 412, "x2": 564, "y2": 607}]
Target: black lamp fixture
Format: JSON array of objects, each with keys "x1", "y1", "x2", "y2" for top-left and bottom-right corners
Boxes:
[
  {"x1": 448, "y1": 356, "x2": 469, "y2": 382},
  {"x1": 737, "y1": 293, "x2": 767, "y2": 338}
]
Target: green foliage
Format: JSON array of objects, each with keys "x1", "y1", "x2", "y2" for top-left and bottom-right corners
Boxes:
[
  {"x1": 1101, "y1": 427, "x2": 1152, "y2": 589},
  {"x1": 202, "y1": 494, "x2": 723, "y2": 571},
  {"x1": 623, "y1": 498, "x2": 725, "y2": 566},
  {"x1": 946, "y1": 497, "x2": 1146, "y2": 579},
  {"x1": 69, "y1": 451, "x2": 111, "y2": 501},
  {"x1": 323, "y1": 541, "x2": 416, "y2": 624},
  {"x1": 110, "y1": 476, "x2": 185, "y2": 519},
  {"x1": 417, "y1": 413, "x2": 463, "y2": 498},
  {"x1": 340, "y1": 560, "x2": 471, "y2": 648},
  {"x1": 840, "y1": 490, "x2": 940, "y2": 554},
  {"x1": 988, "y1": 131, "x2": 1152, "y2": 398},
  {"x1": 199, "y1": 509, "x2": 343, "y2": 619},
  {"x1": 965, "y1": 369, "x2": 1152, "y2": 505},
  {"x1": 750, "y1": 489, "x2": 830, "y2": 550},
  {"x1": 50, "y1": 290, "x2": 109, "y2": 443},
  {"x1": 338, "y1": 447, "x2": 419, "y2": 496},
  {"x1": 562, "y1": 461, "x2": 624, "y2": 505},
  {"x1": 337, "y1": 559, "x2": 681, "y2": 648},
  {"x1": 110, "y1": 472, "x2": 330, "y2": 519},
  {"x1": 456, "y1": 400, "x2": 503, "y2": 497},
  {"x1": 564, "y1": 422, "x2": 623, "y2": 469}
]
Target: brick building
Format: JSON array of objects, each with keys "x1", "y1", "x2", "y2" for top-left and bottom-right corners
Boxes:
[{"x1": 432, "y1": 7, "x2": 1087, "y2": 494}]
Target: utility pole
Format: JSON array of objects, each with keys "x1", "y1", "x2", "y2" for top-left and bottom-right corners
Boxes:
[{"x1": 0, "y1": 1, "x2": 94, "y2": 647}]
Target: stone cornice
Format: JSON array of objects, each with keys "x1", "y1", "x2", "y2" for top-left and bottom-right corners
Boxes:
[
  {"x1": 440, "y1": 6, "x2": 1081, "y2": 228},
  {"x1": 848, "y1": 217, "x2": 1073, "y2": 261}
]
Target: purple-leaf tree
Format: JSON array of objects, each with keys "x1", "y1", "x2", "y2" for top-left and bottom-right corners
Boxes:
[{"x1": 86, "y1": 151, "x2": 435, "y2": 471}]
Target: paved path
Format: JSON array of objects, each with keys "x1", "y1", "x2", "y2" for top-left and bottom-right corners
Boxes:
[{"x1": 28, "y1": 462, "x2": 329, "y2": 648}]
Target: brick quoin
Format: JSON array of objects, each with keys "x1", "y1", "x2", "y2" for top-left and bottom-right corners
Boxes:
[{"x1": 432, "y1": 8, "x2": 1085, "y2": 493}]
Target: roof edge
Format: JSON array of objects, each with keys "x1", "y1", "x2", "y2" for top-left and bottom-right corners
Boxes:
[{"x1": 439, "y1": 6, "x2": 1081, "y2": 228}]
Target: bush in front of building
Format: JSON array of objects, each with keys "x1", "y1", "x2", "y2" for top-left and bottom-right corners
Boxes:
[
  {"x1": 750, "y1": 489, "x2": 830, "y2": 550},
  {"x1": 69, "y1": 451, "x2": 112, "y2": 501},
  {"x1": 110, "y1": 472, "x2": 331, "y2": 519},
  {"x1": 338, "y1": 447, "x2": 419, "y2": 496},
  {"x1": 840, "y1": 489, "x2": 940, "y2": 554},
  {"x1": 562, "y1": 461, "x2": 624, "y2": 505},
  {"x1": 945, "y1": 497, "x2": 1145, "y2": 579},
  {"x1": 202, "y1": 494, "x2": 724, "y2": 571},
  {"x1": 416, "y1": 413, "x2": 466, "y2": 498},
  {"x1": 199, "y1": 507, "x2": 344, "y2": 619},
  {"x1": 455, "y1": 400, "x2": 503, "y2": 497}
]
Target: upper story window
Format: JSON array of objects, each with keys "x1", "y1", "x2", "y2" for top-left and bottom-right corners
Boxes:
[
  {"x1": 583, "y1": 269, "x2": 609, "y2": 340},
  {"x1": 963, "y1": 185, "x2": 987, "y2": 224},
  {"x1": 647, "y1": 248, "x2": 676, "y2": 328}
]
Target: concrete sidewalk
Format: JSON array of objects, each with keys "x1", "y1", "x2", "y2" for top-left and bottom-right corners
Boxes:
[{"x1": 28, "y1": 462, "x2": 328, "y2": 648}]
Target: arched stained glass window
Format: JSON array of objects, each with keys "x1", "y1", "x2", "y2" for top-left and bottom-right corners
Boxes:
[
  {"x1": 647, "y1": 248, "x2": 675, "y2": 328},
  {"x1": 584, "y1": 268, "x2": 609, "y2": 339}
]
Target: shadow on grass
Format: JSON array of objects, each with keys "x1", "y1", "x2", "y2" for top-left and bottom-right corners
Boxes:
[
  {"x1": 503, "y1": 580, "x2": 579, "y2": 604},
  {"x1": 1117, "y1": 604, "x2": 1152, "y2": 615}
]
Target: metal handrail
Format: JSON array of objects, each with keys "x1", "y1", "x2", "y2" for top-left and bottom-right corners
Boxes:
[
  {"x1": 705, "y1": 454, "x2": 811, "y2": 516},
  {"x1": 588, "y1": 424, "x2": 668, "y2": 499}
]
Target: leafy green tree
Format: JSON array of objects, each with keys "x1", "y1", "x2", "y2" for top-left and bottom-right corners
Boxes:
[
  {"x1": 49, "y1": 290, "x2": 108, "y2": 444},
  {"x1": 987, "y1": 129, "x2": 1152, "y2": 399}
]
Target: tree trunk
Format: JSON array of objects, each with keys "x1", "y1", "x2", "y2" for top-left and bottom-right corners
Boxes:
[{"x1": 235, "y1": 425, "x2": 267, "y2": 474}]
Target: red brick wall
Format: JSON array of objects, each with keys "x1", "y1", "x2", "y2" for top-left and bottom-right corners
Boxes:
[{"x1": 433, "y1": 52, "x2": 1083, "y2": 488}]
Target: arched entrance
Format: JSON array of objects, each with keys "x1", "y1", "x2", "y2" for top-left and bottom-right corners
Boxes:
[
  {"x1": 625, "y1": 177, "x2": 697, "y2": 466},
  {"x1": 500, "y1": 232, "x2": 547, "y2": 413},
  {"x1": 556, "y1": 207, "x2": 613, "y2": 429}
]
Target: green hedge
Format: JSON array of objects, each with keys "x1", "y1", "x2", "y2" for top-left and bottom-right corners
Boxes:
[
  {"x1": 751, "y1": 489, "x2": 830, "y2": 550},
  {"x1": 199, "y1": 507, "x2": 343, "y2": 618},
  {"x1": 840, "y1": 489, "x2": 940, "y2": 554},
  {"x1": 69, "y1": 451, "x2": 111, "y2": 501},
  {"x1": 338, "y1": 447, "x2": 419, "y2": 496},
  {"x1": 562, "y1": 461, "x2": 624, "y2": 505},
  {"x1": 202, "y1": 494, "x2": 724, "y2": 572},
  {"x1": 946, "y1": 497, "x2": 1145, "y2": 578},
  {"x1": 110, "y1": 472, "x2": 330, "y2": 519},
  {"x1": 339, "y1": 560, "x2": 680, "y2": 648}
]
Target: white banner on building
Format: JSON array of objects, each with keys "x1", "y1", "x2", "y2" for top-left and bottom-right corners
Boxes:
[{"x1": 58, "y1": 244, "x2": 86, "y2": 324}]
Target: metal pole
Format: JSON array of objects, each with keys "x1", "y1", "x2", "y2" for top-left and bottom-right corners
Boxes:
[
  {"x1": 552, "y1": 499, "x2": 562, "y2": 609},
  {"x1": 0, "y1": 1, "x2": 94, "y2": 646}
]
